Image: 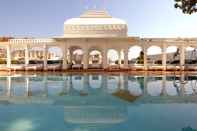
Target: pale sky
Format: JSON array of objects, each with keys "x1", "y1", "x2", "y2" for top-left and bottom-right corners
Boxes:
[{"x1": 0, "y1": 0, "x2": 197, "y2": 38}]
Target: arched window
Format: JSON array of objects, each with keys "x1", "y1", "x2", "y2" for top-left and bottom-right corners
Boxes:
[
  {"x1": 185, "y1": 46, "x2": 197, "y2": 65},
  {"x1": 107, "y1": 49, "x2": 119, "y2": 65},
  {"x1": 166, "y1": 46, "x2": 180, "y2": 65},
  {"x1": 147, "y1": 46, "x2": 162, "y2": 65},
  {"x1": 128, "y1": 46, "x2": 143, "y2": 65}
]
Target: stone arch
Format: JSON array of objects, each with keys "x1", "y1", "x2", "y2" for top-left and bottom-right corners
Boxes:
[
  {"x1": 69, "y1": 46, "x2": 84, "y2": 69},
  {"x1": 147, "y1": 46, "x2": 162, "y2": 65},
  {"x1": 185, "y1": 46, "x2": 197, "y2": 65},
  {"x1": 88, "y1": 47, "x2": 102, "y2": 69},
  {"x1": 47, "y1": 46, "x2": 63, "y2": 60},
  {"x1": 47, "y1": 46, "x2": 63, "y2": 65},
  {"x1": 128, "y1": 46, "x2": 143, "y2": 65},
  {"x1": 107, "y1": 49, "x2": 119, "y2": 66},
  {"x1": 166, "y1": 46, "x2": 180, "y2": 65}
]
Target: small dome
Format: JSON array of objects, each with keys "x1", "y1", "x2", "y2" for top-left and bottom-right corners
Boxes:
[{"x1": 64, "y1": 10, "x2": 128, "y2": 38}]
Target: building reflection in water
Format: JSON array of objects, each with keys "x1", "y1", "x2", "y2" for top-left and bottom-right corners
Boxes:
[
  {"x1": 1, "y1": 73, "x2": 197, "y2": 130},
  {"x1": 0, "y1": 73, "x2": 197, "y2": 101},
  {"x1": 63, "y1": 95, "x2": 128, "y2": 130}
]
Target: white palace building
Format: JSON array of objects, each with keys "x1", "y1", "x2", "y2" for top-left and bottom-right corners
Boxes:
[{"x1": 0, "y1": 10, "x2": 197, "y2": 71}]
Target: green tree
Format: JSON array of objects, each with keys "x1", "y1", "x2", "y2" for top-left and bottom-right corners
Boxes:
[
  {"x1": 175, "y1": 0, "x2": 197, "y2": 14},
  {"x1": 137, "y1": 51, "x2": 144, "y2": 64}
]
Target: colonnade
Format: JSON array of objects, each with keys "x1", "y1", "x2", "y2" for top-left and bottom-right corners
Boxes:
[
  {"x1": 3, "y1": 39, "x2": 197, "y2": 71},
  {"x1": 6, "y1": 44, "x2": 55, "y2": 70}
]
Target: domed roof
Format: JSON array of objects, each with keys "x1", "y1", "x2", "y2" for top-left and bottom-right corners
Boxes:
[
  {"x1": 64, "y1": 10, "x2": 128, "y2": 38},
  {"x1": 64, "y1": 106, "x2": 127, "y2": 124}
]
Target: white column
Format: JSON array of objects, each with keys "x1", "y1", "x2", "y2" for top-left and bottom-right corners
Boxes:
[
  {"x1": 102, "y1": 48, "x2": 108, "y2": 69},
  {"x1": 180, "y1": 45, "x2": 185, "y2": 70},
  {"x1": 43, "y1": 44, "x2": 48, "y2": 71},
  {"x1": 32, "y1": 51, "x2": 35, "y2": 59},
  {"x1": 83, "y1": 48, "x2": 88, "y2": 69},
  {"x1": 29, "y1": 51, "x2": 31, "y2": 59},
  {"x1": 62, "y1": 45, "x2": 68, "y2": 70},
  {"x1": 67, "y1": 50, "x2": 71, "y2": 65},
  {"x1": 162, "y1": 44, "x2": 167, "y2": 70},
  {"x1": 143, "y1": 46, "x2": 148, "y2": 70},
  {"x1": 6, "y1": 45, "x2": 11, "y2": 68},
  {"x1": 124, "y1": 48, "x2": 129, "y2": 69},
  {"x1": 118, "y1": 50, "x2": 122, "y2": 67},
  {"x1": 25, "y1": 45, "x2": 29, "y2": 66}
]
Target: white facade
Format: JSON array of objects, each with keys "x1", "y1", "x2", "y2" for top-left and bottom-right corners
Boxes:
[{"x1": 0, "y1": 10, "x2": 197, "y2": 71}]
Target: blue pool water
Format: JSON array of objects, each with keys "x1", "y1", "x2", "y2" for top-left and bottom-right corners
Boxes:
[{"x1": 1, "y1": 73, "x2": 197, "y2": 131}]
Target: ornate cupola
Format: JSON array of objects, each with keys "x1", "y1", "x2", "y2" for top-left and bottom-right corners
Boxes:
[{"x1": 64, "y1": 10, "x2": 128, "y2": 38}]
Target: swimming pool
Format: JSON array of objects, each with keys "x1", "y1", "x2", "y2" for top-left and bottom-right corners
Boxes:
[{"x1": 1, "y1": 72, "x2": 197, "y2": 131}]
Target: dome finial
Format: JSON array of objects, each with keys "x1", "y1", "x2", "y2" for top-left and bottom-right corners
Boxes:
[
  {"x1": 80, "y1": 10, "x2": 112, "y2": 18},
  {"x1": 81, "y1": 0, "x2": 107, "y2": 11}
]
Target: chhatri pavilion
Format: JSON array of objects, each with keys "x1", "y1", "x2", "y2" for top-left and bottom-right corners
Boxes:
[{"x1": 0, "y1": 10, "x2": 197, "y2": 71}]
